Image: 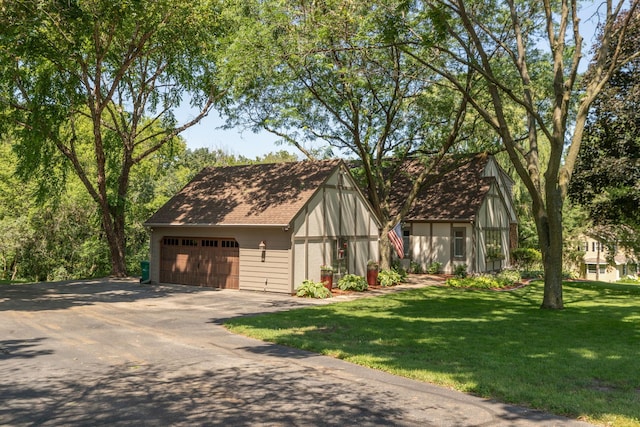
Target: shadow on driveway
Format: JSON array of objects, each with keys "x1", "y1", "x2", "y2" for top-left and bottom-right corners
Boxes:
[
  {"x1": 0, "y1": 361, "x2": 404, "y2": 426},
  {"x1": 0, "y1": 279, "x2": 219, "y2": 312}
]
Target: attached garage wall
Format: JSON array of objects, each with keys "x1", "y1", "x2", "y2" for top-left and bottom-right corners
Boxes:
[
  {"x1": 160, "y1": 236, "x2": 239, "y2": 288},
  {"x1": 149, "y1": 226, "x2": 293, "y2": 293}
]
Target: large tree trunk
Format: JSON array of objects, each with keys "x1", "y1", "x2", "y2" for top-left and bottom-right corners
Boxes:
[
  {"x1": 101, "y1": 209, "x2": 128, "y2": 277},
  {"x1": 537, "y1": 188, "x2": 564, "y2": 309},
  {"x1": 379, "y1": 229, "x2": 392, "y2": 270}
]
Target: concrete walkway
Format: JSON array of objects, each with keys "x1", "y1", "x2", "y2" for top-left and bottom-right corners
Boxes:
[{"x1": 0, "y1": 278, "x2": 594, "y2": 426}]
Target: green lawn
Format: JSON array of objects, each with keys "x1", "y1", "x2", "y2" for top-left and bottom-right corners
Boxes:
[{"x1": 225, "y1": 280, "x2": 640, "y2": 426}]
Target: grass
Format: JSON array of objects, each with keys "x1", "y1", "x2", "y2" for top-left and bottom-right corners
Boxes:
[
  {"x1": 0, "y1": 279, "x2": 29, "y2": 285},
  {"x1": 225, "y1": 280, "x2": 640, "y2": 426}
]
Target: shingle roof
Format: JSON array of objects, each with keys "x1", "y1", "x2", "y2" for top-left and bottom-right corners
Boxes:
[
  {"x1": 145, "y1": 159, "x2": 342, "y2": 226},
  {"x1": 388, "y1": 153, "x2": 494, "y2": 221}
]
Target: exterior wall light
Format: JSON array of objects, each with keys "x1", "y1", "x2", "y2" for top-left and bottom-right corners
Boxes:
[{"x1": 259, "y1": 240, "x2": 266, "y2": 262}]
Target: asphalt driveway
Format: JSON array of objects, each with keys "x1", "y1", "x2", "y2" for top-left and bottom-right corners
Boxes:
[{"x1": 0, "y1": 278, "x2": 593, "y2": 426}]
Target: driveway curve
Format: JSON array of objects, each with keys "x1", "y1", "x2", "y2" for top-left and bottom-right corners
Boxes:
[{"x1": 0, "y1": 278, "x2": 593, "y2": 426}]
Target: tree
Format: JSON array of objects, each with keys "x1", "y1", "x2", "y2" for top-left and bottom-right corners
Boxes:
[
  {"x1": 221, "y1": 0, "x2": 479, "y2": 267},
  {"x1": 569, "y1": 9, "x2": 640, "y2": 254},
  {"x1": 398, "y1": 0, "x2": 640, "y2": 308},
  {"x1": 0, "y1": 0, "x2": 228, "y2": 276}
]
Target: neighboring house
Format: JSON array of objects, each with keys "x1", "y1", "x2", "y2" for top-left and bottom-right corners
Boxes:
[
  {"x1": 144, "y1": 160, "x2": 381, "y2": 293},
  {"x1": 388, "y1": 153, "x2": 517, "y2": 274},
  {"x1": 578, "y1": 236, "x2": 638, "y2": 282}
]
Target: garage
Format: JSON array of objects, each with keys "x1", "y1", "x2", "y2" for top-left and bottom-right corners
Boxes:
[
  {"x1": 145, "y1": 160, "x2": 381, "y2": 293},
  {"x1": 159, "y1": 237, "x2": 239, "y2": 289}
]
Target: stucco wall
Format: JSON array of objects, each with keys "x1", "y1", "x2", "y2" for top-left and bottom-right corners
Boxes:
[
  {"x1": 408, "y1": 222, "x2": 473, "y2": 274},
  {"x1": 292, "y1": 167, "x2": 380, "y2": 288}
]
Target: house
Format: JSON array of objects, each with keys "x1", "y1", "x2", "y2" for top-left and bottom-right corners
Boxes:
[
  {"x1": 578, "y1": 236, "x2": 637, "y2": 282},
  {"x1": 144, "y1": 160, "x2": 381, "y2": 293},
  {"x1": 387, "y1": 153, "x2": 517, "y2": 274}
]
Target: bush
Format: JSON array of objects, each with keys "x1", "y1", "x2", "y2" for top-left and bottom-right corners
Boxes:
[
  {"x1": 409, "y1": 261, "x2": 424, "y2": 274},
  {"x1": 521, "y1": 270, "x2": 544, "y2": 279},
  {"x1": 446, "y1": 270, "x2": 521, "y2": 289},
  {"x1": 337, "y1": 274, "x2": 368, "y2": 291},
  {"x1": 296, "y1": 280, "x2": 332, "y2": 298},
  {"x1": 378, "y1": 269, "x2": 402, "y2": 287},
  {"x1": 453, "y1": 264, "x2": 468, "y2": 278},
  {"x1": 426, "y1": 261, "x2": 442, "y2": 274},
  {"x1": 446, "y1": 275, "x2": 501, "y2": 289},
  {"x1": 496, "y1": 269, "x2": 521, "y2": 286},
  {"x1": 563, "y1": 270, "x2": 579, "y2": 279},
  {"x1": 511, "y1": 247, "x2": 542, "y2": 270}
]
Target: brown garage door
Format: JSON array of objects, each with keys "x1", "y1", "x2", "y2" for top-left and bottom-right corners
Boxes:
[{"x1": 160, "y1": 237, "x2": 239, "y2": 289}]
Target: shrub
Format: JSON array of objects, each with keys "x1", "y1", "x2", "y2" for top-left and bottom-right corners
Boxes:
[
  {"x1": 511, "y1": 247, "x2": 542, "y2": 270},
  {"x1": 446, "y1": 275, "x2": 501, "y2": 289},
  {"x1": 446, "y1": 270, "x2": 521, "y2": 289},
  {"x1": 378, "y1": 269, "x2": 402, "y2": 287},
  {"x1": 409, "y1": 261, "x2": 424, "y2": 274},
  {"x1": 337, "y1": 274, "x2": 368, "y2": 291},
  {"x1": 426, "y1": 261, "x2": 442, "y2": 274},
  {"x1": 521, "y1": 270, "x2": 544, "y2": 279},
  {"x1": 453, "y1": 264, "x2": 468, "y2": 278},
  {"x1": 496, "y1": 269, "x2": 521, "y2": 286},
  {"x1": 296, "y1": 280, "x2": 332, "y2": 298}
]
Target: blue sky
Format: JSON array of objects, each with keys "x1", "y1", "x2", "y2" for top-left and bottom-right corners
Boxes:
[{"x1": 176, "y1": 109, "x2": 289, "y2": 159}]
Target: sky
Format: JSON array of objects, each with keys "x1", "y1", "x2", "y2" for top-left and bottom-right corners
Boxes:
[{"x1": 175, "y1": 108, "x2": 291, "y2": 159}]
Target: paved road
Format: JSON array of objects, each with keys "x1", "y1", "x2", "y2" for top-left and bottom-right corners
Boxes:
[{"x1": 0, "y1": 278, "x2": 594, "y2": 426}]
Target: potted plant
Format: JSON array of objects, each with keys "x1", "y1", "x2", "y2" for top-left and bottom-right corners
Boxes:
[
  {"x1": 366, "y1": 260, "x2": 379, "y2": 286},
  {"x1": 320, "y1": 265, "x2": 334, "y2": 290}
]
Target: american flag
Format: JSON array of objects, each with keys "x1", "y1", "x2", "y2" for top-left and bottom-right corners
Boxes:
[{"x1": 388, "y1": 222, "x2": 404, "y2": 259}]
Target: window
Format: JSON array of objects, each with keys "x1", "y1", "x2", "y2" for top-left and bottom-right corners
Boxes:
[
  {"x1": 403, "y1": 229, "x2": 410, "y2": 257},
  {"x1": 587, "y1": 264, "x2": 606, "y2": 274},
  {"x1": 182, "y1": 239, "x2": 198, "y2": 247},
  {"x1": 163, "y1": 237, "x2": 179, "y2": 246},
  {"x1": 221, "y1": 240, "x2": 239, "y2": 248},
  {"x1": 484, "y1": 228, "x2": 503, "y2": 261},
  {"x1": 453, "y1": 228, "x2": 466, "y2": 259},
  {"x1": 202, "y1": 240, "x2": 218, "y2": 247}
]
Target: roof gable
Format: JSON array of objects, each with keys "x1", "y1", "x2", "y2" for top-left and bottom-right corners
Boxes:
[
  {"x1": 389, "y1": 153, "x2": 497, "y2": 222},
  {"x1": 146, "y1": 159, "x2": 342, "y2": 226}
]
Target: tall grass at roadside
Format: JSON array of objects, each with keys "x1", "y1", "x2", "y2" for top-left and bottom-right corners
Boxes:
[{"x1": 225, "y1": 281, "x2": 640, "y2": 426}]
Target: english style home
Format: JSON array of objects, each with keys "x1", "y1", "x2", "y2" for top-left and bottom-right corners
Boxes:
[
  {"x1": 387, "y1": 153, "x2": 517, "y2": 275},
  {"x1": 145, "y1": 153, "x2": 517, "y2": 292}
]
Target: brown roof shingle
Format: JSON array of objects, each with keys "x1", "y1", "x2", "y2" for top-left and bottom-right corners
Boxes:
[
  {"x1": 388, "y1": 153, "x2": 494, "y2": 221},
  {"x1": 145, "y1": 159, "x2": 342, "y2": 226}
]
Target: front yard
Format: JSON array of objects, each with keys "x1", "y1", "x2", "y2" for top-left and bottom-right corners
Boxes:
[{"x1": 225, "y1": 280, "x2": 640, "y2": 426}]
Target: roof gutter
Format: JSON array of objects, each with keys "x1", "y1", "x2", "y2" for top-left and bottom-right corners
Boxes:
[{"x1": 143, "y1": 222, "x2": 291, "y2": 229}]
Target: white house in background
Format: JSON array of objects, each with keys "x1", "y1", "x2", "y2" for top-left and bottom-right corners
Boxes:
[
  {"x1": 579, "y1": 236, "x2": 638, "y2": 282},
  {"x1": 386, "y1": 153, "x2": 518, "y2": 275},
  {"x1": 144, "y1": 160, "x2": 381, "y2": 293}
]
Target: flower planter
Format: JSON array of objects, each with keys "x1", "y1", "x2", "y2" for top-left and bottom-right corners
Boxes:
[
  {"x1": 367, "y1": 267, "x2": 379, "y2": 286},
  {"x1": 320, "y1": 271, "x2": 333, "y2": 290}
]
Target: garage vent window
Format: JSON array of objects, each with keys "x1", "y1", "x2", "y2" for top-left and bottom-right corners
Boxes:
[
  {"x1": 163, "y1": 238, "x2": 179, "y2": 246},
  {"x1": 202, "y1": 240, "x2": 218, "y2": 247},
  {"x1": 182, "y1": 239, "x2": 198, "y2": 247},
  {"x1": 221, "y1": 240, "x2": 239, "y2": 248}
]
